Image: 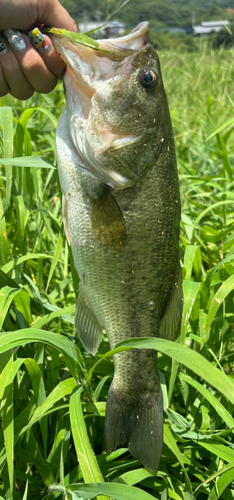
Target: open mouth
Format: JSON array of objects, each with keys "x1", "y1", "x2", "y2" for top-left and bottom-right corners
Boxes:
[
  {"x1": 98, "y1": 21, "x2": 150, "y2": 53},
  {"x1": 51, "y1": 22, "x2": 150, "y2": 67},
  {"x1": 51, "y1": 21, "x2": 151, "y2": 111}
]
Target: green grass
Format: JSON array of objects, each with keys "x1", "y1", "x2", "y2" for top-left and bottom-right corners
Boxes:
[{"x1": 0, "y1": 47, "x2": 234, "y2": 500}]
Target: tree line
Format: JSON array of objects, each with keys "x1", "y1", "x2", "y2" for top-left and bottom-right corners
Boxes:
[{"x1": 63, "y1": 0, "x2": 234, "y2": 31}]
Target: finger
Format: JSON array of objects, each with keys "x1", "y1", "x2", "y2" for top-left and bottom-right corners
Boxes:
[
  {"x1": 0, "y1": 37, "x2": 10, "y2": 96},
  {"x1": 40, "y1": 0, "x2": 79, "y2": 33},
  {"x1": 0, "y1": 66, "x2": 10, "y2": 97},
  {"x1": 28, "y1": 28, "x2": 65, "y2": 80},
  {"x1": 4, "y1": 29, "x2": 58, "y2": 94},
  {"x1": 0, "y1": 64, "x2": 10, "y2": 98},
  {"x1": 0, "y1": 33, "x2": 34, "y2": 100}
]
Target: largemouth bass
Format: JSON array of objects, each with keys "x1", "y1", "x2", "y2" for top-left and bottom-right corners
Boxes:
[{"x1": 53, "y1": 22, "x2": 183, "y2": 471}]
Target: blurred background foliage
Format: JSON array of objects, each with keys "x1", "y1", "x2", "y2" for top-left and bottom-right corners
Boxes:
[
  {"x1": 63, "y1": 0, "x2": 234, "y2": 52},
  {"x1": 64, "y1": 0, "x2": 234, "y2": 30}
]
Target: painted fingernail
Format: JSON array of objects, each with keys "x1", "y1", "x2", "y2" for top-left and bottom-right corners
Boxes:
[
  {"x1": 0, "y1": 37, "x2": 7, "y2": 55},
  {"x1": 28, "y1": 28, "x2": 49, "y2": 54},
  {"x1": 4, "y1": 29, "x2": 26, "y2": 51}
]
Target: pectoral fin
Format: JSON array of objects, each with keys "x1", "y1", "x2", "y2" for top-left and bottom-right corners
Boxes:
[
  {"x1": 159, "y1": 261, "x2": 183, "y2": 341},
  {"x1": 89, "y1": 187, "x2": 126, "y2": 247},
  {"x1": 62, "y1": 194, "x2": 71, "y2": 246},
  {"x1": 75, "y1": 288, "x2": 104, "y2": 355}
]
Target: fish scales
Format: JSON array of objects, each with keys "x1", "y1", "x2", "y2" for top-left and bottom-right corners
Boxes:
[{"x1": 53, "y1": 21, "x2": 183, "y2": 471}]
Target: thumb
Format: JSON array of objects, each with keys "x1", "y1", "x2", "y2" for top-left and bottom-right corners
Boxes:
[
  {"x1": 0, "y1": 0, "x2": 78, "y2": 33},
  {"x1": 38, "y1": 0, "x2": 79, "y2": 32}
]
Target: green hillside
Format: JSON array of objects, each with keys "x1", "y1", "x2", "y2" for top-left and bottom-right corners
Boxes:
[{"x1": 63, "y1": 0, "x2": 234, "y2": 30}]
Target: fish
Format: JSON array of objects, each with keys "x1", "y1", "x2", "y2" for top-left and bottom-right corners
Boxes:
[{"x1": 52, "y1": 22, "x2": 183, "y2": 471}]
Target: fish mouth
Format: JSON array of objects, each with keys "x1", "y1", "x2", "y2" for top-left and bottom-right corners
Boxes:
[
  {"x1": 51, "y1": 22, "x2": 150, "y2": 87},
  {"x1": 52, "y1": 23, "x2": 150, "y2": 189},
  {"x1": 52, "y1": 22, "x2": 150, "y2": 64}
]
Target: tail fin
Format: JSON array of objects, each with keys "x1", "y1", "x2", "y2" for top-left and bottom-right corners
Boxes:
[{"x1": 105, "y1": 382, "x2": 163, "y2": 471}]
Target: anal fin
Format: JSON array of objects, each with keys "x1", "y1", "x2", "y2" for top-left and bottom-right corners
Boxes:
[
  {"x1": 159, "y1": 261, "x2": 183, "y2": 341},
  {"x1": 75, "y1": 289, "x2": 104, "y2": 355}
]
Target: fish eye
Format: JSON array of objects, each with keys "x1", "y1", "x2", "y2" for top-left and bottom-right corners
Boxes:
[{"x1": 139, "y1": 69, "x2": 158, "y2": 89}]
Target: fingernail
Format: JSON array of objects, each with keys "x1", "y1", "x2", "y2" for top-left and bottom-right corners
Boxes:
[
  {"x1": 4, "y1": 29, "x2": 26, "y2": 51},
  {"x1": 28, "y1": 27, "x2": 49, "y2": 54},
  {"x1": 0, "y1": 37, "x2": 7, "y2": 55}
]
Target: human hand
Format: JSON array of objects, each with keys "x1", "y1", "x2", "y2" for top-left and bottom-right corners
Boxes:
[{"x1": 0, "y1": 0, "x2": 78, "y2": 99}]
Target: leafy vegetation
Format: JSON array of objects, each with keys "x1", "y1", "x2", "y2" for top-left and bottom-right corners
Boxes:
[
  {"x1": 1, "y1": 44, "x2": 234, "y2": 500},
  {"x1": 210, "y1": 23, "x2": 234, "y2": 49}
]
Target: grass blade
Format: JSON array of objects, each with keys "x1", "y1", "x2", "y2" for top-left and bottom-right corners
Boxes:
[
  {"x1": 2, "y1": 253, "x2": 53, "y2": 273},
  {"x1": 0, "y1": 156, "x2": 56, "y2": 168},
  {"x1": 69, "y1": 387, "x2": 104, "y2": 483},
  {"x1": 21, "y1": 378, "x2": 77, "y2": 433},
  {"x1": 179, "y1": 372, "x2": 234, "y2": 429},
  {"x1": 0, "y1": 354, "x2": 14, "y2": 494},
  {"x1": 46, "y1": 226, "x2": 64, "y2": 291},
  {"x1": 31, "y1": 305, "x2": 75, "y2": 329},
  {"x1": 68, "y1": 481, "x2": 158, "y2": 499},
  {"x1": 115, "y1": 338, "x2": 234, "y2": 404},
  {"x1": 208, "y1": 467, "x2": 234, "y2": 499},
  {"x1": 0, "y1": 329, "x2": 82, "y2": 379},
  {"x1": 0, "y1": 286, "x2": 23, "y2": 330},
  {"x1": 206, "y1": 117, "x2": 234, "y2": 140},
  {"x1": 69, "y1": 386, "x2": 108, "y2": 500},
  {"x1": 44, "y1": 27, "x2": 107, "y2": 51},
  {"x1": 204, "y1": 274, "x2": 234, "y2": 342},
  {"x1": 0, "y1": 107, "x2": 13, "y2": 213},
  {"x1": 198, "y1": 441, "x2": 234, "y2": 462}
]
